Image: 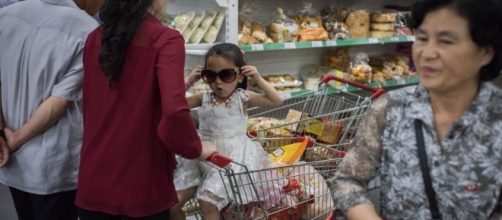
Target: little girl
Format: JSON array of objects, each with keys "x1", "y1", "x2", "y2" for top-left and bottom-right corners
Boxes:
[{"x1": 171, "y1": 43, "x2": 283, "y2": 220}]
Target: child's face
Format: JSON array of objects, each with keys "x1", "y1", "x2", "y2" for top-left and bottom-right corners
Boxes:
[{"x1": 205, "y1": 55, "x2": 244, "y2": 98}]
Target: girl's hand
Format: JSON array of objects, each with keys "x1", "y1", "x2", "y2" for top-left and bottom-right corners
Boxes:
[
  {"x1": 241, "y1": 65, "x2": 262, "y2": 81},
  {"x1": 187, "y1": 65, "x2": 203, "y2": 85}
]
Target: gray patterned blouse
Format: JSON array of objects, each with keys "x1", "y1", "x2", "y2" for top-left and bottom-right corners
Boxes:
[{"x1": 329, "y1": 82, "x2": 502, "y2": 220}]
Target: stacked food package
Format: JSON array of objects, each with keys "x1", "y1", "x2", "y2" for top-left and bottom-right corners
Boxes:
[
  {"x1": 370, "y1": 11, "x2": 397, "y2": 38},
  {"x1": 172, "y1": 10, "x2": 225, "y2": 44}
]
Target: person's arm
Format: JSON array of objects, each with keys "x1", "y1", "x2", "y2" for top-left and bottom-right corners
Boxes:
[
  {"x1": 185, "y1": 65, "x2": 202, "y2": 91},
  {"x1": 4, "y1": 97, "x2": 70, "y2": 152},
  {"x1": 155, "y1": 32, "x2": 205, "y2": 159},
  {"x1": 186, "y1": 93, "x2": 203, "y2": 109},
  {"x1": 244, "y1": 66, "x2": 283, "y2": 108},
  {"x1": 329, "y1": 95, "x2": 388, "y2": 220},
  {"x1": 4, "y1": 38, "x2": 85, "y2": 152},
  {"x1": 0, "y1": 87, "x2": 9, "y2": 167}
]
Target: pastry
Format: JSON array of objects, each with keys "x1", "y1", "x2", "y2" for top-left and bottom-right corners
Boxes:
[
  {"x1": 370, "y1": 22, "x2": 395, "y2": 31},
  {"x1": 346, "y1": 10, "x2": 370, "y2": 39},
  {"x1": 371, "y1": 12, "x2": 397, "y2": 23}
]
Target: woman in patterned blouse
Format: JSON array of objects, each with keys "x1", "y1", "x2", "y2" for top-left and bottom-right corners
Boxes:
[{"x1": 329, "y1": 0, "x2": 502, "y2": 219}]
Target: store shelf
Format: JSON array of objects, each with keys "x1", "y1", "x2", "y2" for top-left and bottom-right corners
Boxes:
[
  {"x1": 240, "y1": 36, "x2": 416, "y2": 52},
  {"x1": 280, "y1": 75, "x2": 419, "y2": 99}
]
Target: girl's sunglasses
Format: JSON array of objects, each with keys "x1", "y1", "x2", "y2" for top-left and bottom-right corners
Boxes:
[{"x1": 201, "y1": 68, "x2": 239, "y2": 83}]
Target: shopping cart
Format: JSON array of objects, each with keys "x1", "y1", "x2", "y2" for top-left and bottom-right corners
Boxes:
[
  {"x1": 248, "y1": 75, "x2": 385, "y2": 151},
  {"x1": 203, "y1": 137, "x2": 347, "y2": 220}
]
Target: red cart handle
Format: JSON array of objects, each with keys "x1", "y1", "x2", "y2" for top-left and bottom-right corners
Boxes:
[
  {"x1": 206, "y1": 152, "x2": 232, "y2": 168},
  {"x1": 321, "y1": 75, "x2": 385, "y2": 100}
]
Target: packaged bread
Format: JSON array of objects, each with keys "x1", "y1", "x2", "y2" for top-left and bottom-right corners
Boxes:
[
  {"x1": 269, "y1": 8, "x2": 299, "y2": 43},
  {"x1": 182, "y1": 11, "x2": 205, "y2": 40},
  {"x1": 371, "y1": 12, "x2": 397, "y2": 23},
  {"x1": 238, "y1": 17, "x2": 273, "y2": 45},
  {"x1": 346, "y1": 10, "x2": 370, "y2": 39},
  {"x1": 173, "y1": 11, "x2": 195, "y2": 33},
  {"x1": 349, "y1": 52, "x2": 372, "y2": 83},
  {"x1": 296, "y1": 3, "x2": 329, "y2": 41},
  {"x1": 325, "y1": 48, "x2": 350, "y2": 72},
  {"x1": 370, "y1": 30, "x2": 394, "y2": 38},
  {"x1": 189, "y1": 10, "x2": 217, "y2": 44},
  {"x1": 370, "y1": 22, "x2": 395, "y2": 31},
  {"x1": 322, "y1": 7, "x2": 350, "y2": 39},
  {"x1": 317, "y1": 121, "x2": 344, "y2": 144},
  {"x1": 285, "y1": 109, "x2": 310, "y2": 132},
  {"x1": 203, "y1": 12, "x2": 225, "y2": 43}
]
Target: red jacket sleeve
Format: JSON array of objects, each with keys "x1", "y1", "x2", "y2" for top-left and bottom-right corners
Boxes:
[{"x1": 156, "y1": 32, "x2": 202, "y2": 159}]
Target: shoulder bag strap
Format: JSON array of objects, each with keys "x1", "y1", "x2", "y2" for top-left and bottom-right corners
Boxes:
[{"x1": 414, "y1": 119, "x2": 442, "y2": 220}]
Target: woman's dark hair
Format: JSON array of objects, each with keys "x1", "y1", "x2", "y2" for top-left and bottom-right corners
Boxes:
[
  {"x1": 411, "y1": 0, "x2": 502, "y2": 81},
  {"x1": 99, "y1": 0, "x2": 154, "y2": 87},
  {"x1": 204, "y1": 43, "x2": 248, "y2": 90}
]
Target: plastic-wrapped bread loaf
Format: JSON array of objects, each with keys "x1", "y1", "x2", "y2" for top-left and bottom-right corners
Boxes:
[
  {"x1": 371, "y1": 12, "x2": 397, "y2": 23},
  {"x1": 183, "y1": 11, "x2": 205, "y2": 40},
  {"x1": 370, "y1": 22, "x2": 395, "y2": 31},
  {"x1": 189, "y1": 10, "x2": 217, "y2": 44},
  {"x1": 346, "y1": 10, "x2": 370, "y2": 39},
  {"x1": 173, "y1": 11, "x2": 195, "y2": 33},
  {"x1": 203, "y1": 12, "x2": 225, "y2": 44}
]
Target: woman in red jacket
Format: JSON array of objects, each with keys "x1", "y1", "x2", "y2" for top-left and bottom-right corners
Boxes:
[{"x1": 76, "y1": 0, "x2": 215, "y2": 219}]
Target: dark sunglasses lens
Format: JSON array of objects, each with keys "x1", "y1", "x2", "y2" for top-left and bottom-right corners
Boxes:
[
  {"x1": 201, "y1": 70, "x2": 217, "y2": 83},
  {"x1": 219, "y1": 69, "x2": 237, "y2": 83}
]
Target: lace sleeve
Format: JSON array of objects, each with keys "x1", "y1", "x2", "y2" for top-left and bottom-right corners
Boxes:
[
  {"x1": 328, "y1": 94, "x2": 388, "y2": 215},
  {"x1": 235, "y1": 88, "x2": 250, "y2": 103}
]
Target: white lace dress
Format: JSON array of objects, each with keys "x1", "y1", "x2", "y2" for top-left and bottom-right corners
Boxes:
[{"x1": 174, "y1": 89, "x2": 271, "y2": 210}]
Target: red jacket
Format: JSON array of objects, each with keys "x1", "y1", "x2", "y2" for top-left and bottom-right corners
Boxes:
[{"x1": 76, "y1": 13, "x2": 202, "y2": 217}]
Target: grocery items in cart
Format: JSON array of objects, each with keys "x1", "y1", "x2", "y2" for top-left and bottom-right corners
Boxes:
[
  {"x1": 207, "y1": 137, "x2": 343, "y2": 220},
  {"x1": 248, "y1": 76, "x2": 384, "y2": 150}
]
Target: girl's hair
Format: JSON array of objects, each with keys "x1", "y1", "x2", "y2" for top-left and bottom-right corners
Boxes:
[
  {"x1": 99, "y1": 0, "x2": 154, "y2": 87},
  {"x1": 204, "y1": 43, "x2": 248, "y2": 89},
  {"x1": 411, "y1": 0, "x2": 502, "y2": 81}
]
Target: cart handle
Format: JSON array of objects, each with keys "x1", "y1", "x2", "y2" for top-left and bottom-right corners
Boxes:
[
  {"x1": 206, "y1": 152, "x2": 232, "y2": 168},
  {"x1": 321, "y1": 75, "x2": 385, "y2": 100}
]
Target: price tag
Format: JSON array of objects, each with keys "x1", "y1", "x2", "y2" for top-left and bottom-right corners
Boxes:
[
  {"x1": 368, "y1": 38, "x2": 379, "y2": 44},
  {"x1": 251, "y1": 44, "x2": 264, "y2": 51},
  {"x1": 326, "y1": 40, "x2": 338, "y2": 46},
  {"x1": 312, "y1": 41, "x2": 324, "y2": 47},
  {"x1": 390, "y1": 37, "x2": 400, "y2": 42},
  {"x1": 407, "y1": 36, "x2": 416, "y2": 41},
  {"x1": 397, "y1": 78, "x2": 406, "y2": 85},
  {"x1": 284, "y1": 42, "x2": 296, "y2": 49}
]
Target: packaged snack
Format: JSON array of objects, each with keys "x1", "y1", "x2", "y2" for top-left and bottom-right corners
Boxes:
[
  {"x1": 325, "y1": 48, "x2": 350, "y2": 72},
  {"x1": 299, "y1": 64, "x2": 330, "y2": 90},
  {"x1": 370, "y1": 30, "x2": 394, "y2": 38},
  {"x1": 370, "y1": 11, "x2": 397, "y2": 23},
  {"x1": 269, "y1": 8, "x2": 299, "y2": 43},
  {"x1": 349, "y1": 52, "x2": 373, "y2": 83},
  {"x1": 296, "y1": 3, "x2": 329, "y2": 41},
  {"x1": 346, "y1": 10, "x2": 370, "y2": 39},
  {"x1": 395, "y1": 11, "x2": 414, "y2": 36},
  {"x1": 284, "y1": 109, "x2": 309, "y2": 132},
  {"x1": 203, "y1": 11, "x2": 225, "y2": 43},
  {"x1": 322, "y1": 7, "x2": 350, "y2": 39},
  {"x1": 189, "y1": 10, "x2": 217, "y2": 44},
  {"x1": 182, "y1": 11, "x2": 205, "y2": 40},
  {"x1": 173, "y1": 11, "x2": 195, "y2": 33}
]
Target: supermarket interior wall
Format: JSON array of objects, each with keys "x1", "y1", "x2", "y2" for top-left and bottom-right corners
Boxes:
[{"x1": 167, "y1": 0, "x2": 420, "y2": 93}]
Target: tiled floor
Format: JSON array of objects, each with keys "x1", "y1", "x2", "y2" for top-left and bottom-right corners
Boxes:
[{"x1": 0, "y1": 184, "x2": 18, "y2": 220}]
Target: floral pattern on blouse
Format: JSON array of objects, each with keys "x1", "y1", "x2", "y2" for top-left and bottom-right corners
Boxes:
[{"x1": 329, "y1": 82, "x2": 502, "y2": 220}]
